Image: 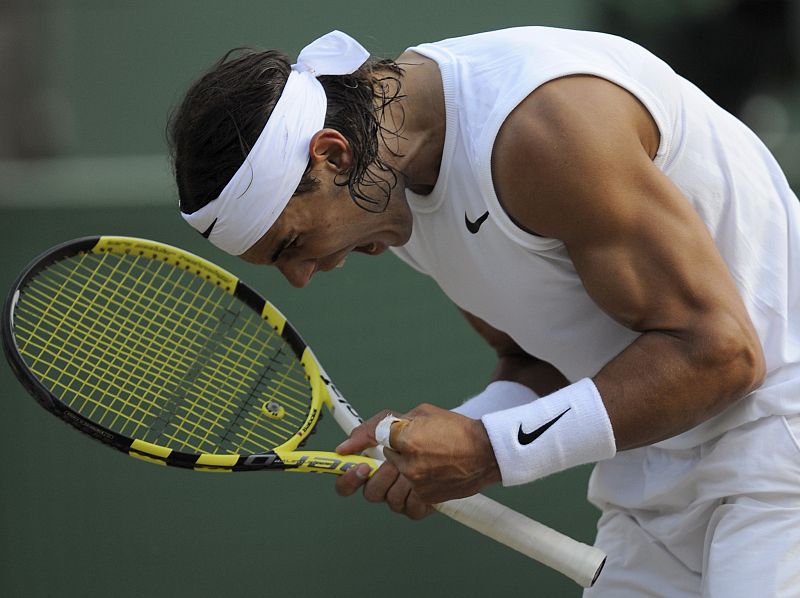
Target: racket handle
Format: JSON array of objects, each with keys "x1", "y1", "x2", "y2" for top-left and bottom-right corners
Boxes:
[
  {"x1": 434, "y1": 493, "x2": 606, "y2": 588},
  {"x1": 362, "y1": 447, "x2": 604, "y2": 587},
  {"x1": 324, "y1": 377, "x2": 605, "y2": 586}
]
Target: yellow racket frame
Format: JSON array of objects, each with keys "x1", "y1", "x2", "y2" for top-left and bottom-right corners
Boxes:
[{"x1": 7, "y1": 236, "x2": 379, "y2": 476}]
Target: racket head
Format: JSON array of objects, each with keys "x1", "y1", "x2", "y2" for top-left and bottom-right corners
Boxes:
[{"x1": 2, "y1": 236, "x2": 338, "y2": 471}]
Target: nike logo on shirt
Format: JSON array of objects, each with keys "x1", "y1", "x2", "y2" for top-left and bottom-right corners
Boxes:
[
  {"x1": 201, "y1": 218, "x2": 218, "y2": 239},
  {"x1": 517, "y1": 407, "x2": 571, "y2": 445},
  {"x1": 465, "y1": 211, "x2": 489, "y2": 234}
]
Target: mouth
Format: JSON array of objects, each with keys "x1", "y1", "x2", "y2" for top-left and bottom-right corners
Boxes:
[
  {"x1": 319, "y1": 251, "x2": 350, "y2": 273},
  {"x1": 354, "y1": 242, "x2": 386, "y2": 256},
  {"x1": 318, "y1": 243, "x2": 386, "y2": 274}
]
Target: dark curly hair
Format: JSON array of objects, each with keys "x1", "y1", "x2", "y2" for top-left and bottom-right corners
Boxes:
[{"x1": 167, "y1": 47, "x2": 405, "y2": 215}]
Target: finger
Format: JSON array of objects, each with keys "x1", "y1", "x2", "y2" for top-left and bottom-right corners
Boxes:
[
  {"x1": 363, "y1": 462, "x2": 400, "y2": 503},
  {"x1": 389, "y1": 418, "x2": 410, "y2": 450},
  {"x1": 380, "y1": 445, "x2": 406, "y2": 471},
  {"x1": 336, "y1": 409, "x2": 393, "y2": 455},
  {"x1": 405, "y1": 491, "x2": 436, "y2": 521},
  {"x1": 374, "y1": 415, "x2": 411, "y2": 450},
  {"x1": 334, "y1": 463, "x2": 371, "y2": 497},
  {"x1": 385, "y1": 475, "x2": 414, "y2": 514}
]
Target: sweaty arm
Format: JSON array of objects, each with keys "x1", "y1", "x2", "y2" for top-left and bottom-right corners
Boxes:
[{"x1": 492, "y1": 75, "x2": 766, "y2": 451}]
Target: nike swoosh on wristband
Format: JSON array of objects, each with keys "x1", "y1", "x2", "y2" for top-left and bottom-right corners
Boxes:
[
  {"x1": 465, "y1": 211, "x2": 489, "y2": 234},
  {"x1": 517, "y1": 407, "x2": 571, "y2": 446}
]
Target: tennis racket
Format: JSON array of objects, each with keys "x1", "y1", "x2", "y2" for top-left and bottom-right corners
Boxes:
[{"x1": 2, "y1": 236, "x2": 605, "y2": 587}]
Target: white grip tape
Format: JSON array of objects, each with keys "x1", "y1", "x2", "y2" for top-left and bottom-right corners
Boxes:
[
  {"x1": 435, "y1": 494, "x2": 606, "y2": 587},
  {"x1": 375, "y1": 415, "x2": 402, "y2": 449}
]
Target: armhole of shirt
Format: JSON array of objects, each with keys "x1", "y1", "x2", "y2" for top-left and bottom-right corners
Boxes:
[{"x1": 476, "y1": 66, "x2": 675, "y2": 253}]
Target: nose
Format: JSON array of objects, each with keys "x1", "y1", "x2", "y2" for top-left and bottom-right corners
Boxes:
[{"x1": 277, "y1": 259, "x2": 316, "y2": 288}]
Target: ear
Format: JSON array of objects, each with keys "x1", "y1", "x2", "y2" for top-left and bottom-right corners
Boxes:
[{"x1": 308, "y1": 129, "x2": 353, "y2": 174}]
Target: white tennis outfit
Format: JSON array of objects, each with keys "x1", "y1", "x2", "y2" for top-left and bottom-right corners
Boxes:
[{"x1": 390, "y1": 27, "x2": 800, "y2": 596}]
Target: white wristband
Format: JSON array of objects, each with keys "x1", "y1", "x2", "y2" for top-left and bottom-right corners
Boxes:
[
  {"x1": 481, "y1": 378, "x2": 616, "y2": 486},
  {"x1": 452, "y1": 380, "x2": 540, "y2": 419}
]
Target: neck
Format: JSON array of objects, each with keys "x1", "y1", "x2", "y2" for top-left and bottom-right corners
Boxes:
[{"x1": 380, "y1": 52, "x2": 446, "y2": 195}]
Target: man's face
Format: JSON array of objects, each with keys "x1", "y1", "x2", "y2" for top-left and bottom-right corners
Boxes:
[{"x1": 240, "y1": 173, "x2": 412, "y2": 288}]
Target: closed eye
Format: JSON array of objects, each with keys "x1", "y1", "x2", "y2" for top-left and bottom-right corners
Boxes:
[{"x1": 271, "y1": 235, "x2": 300, "y2": 263}]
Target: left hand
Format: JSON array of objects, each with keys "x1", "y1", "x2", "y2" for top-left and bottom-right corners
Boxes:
[{"x1": 336, "y1": 403, "x2": 502, "y2": 504}]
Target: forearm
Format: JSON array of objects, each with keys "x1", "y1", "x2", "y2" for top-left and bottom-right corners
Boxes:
[
  {"x1": 595, "y1": 325, "x2": 765, "y2": 450},
  {"x1": 480, "y1": 318, "x2": 763, "y2": 487}
]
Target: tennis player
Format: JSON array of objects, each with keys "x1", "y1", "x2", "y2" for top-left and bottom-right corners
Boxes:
[{"x1": 169, "y1": 29, "x2": 800, "y2": 596}]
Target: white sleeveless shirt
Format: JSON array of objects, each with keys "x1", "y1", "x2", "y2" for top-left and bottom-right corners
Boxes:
[{"x1": 390, "y1": 27, "x2": 800, "y2": 449}]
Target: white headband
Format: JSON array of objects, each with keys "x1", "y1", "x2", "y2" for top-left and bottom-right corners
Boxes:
[{"x1": 181, "y1": 30, "x2": 370, "y2": 255}]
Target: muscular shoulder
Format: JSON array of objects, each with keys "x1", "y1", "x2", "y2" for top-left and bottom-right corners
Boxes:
[{"x1": 491, "y1": 75, "x2": 660, "y2": 240}]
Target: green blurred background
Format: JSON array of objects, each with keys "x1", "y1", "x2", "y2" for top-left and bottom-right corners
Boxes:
[{"x1": 1, "y1": 1, "x2": 798, "y2": 596}]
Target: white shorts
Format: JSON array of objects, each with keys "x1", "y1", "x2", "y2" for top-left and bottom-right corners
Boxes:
[{"x1": 583, "y1": 414, "x2": 800, "y2": 598}]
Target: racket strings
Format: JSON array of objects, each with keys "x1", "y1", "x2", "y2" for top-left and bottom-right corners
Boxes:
[
  {"x1": 18, "y1": 254, "x2": 224, "y2": 430},
  {"x1": 13, "y1": 251, "x2": 313, "y2": 455}
]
